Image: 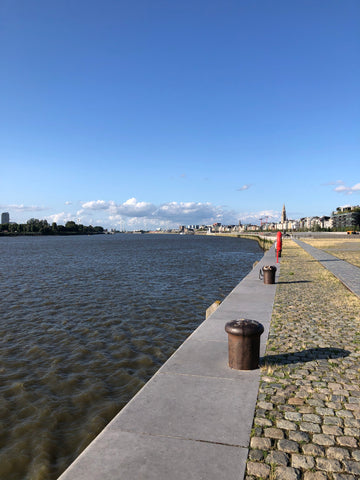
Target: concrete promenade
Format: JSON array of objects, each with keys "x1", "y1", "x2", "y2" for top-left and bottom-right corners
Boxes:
[
  {"x1": 246, "y1": 239, "x2": 360, "y2": 480},
  {"x1": 59, "y1": 245, "x2": 280, "y2": 480},
  {"x1": 293, "y1": 239, "x2": 360, "y2": 298}
]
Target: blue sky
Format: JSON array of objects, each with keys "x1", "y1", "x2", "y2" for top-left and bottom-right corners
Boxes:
[{"x1": 1, "y1": 0, "x2": 359, "y2": 229}]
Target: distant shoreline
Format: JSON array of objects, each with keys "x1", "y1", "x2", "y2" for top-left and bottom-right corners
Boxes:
[{"x1": 0, "y1": 232, "x2": 104, "y2": 237}]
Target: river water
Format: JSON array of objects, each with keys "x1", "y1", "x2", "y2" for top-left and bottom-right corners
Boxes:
[{"x1": 0, "y1": 234, "x2": 262, "y2": 480}]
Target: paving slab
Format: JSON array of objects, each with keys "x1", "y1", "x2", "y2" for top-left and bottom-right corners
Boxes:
[
  {"x1": 59, "y1": 431, "x2": 249, "y2": 480},
  {"x1": 294, "y1": 239, "x2": 360, "y2": 298},
  {"x1": 59, "y1": 244, "x2": 279, "y2": 480},
  {"x1": 113, "y1": 372, "x2": 259, "y2": 446},
  {"x1": 159, "y1": 337, "x2": 257, "y2": 379}
]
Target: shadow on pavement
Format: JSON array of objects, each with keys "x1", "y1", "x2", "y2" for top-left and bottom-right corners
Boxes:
[{"x1": 261, "y1": 347, "x2": 350, "y2": 366}]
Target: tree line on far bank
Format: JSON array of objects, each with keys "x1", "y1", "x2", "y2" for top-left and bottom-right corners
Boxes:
[{"x1": 0, "y1": 219, "x2": 104, "y2": 235}]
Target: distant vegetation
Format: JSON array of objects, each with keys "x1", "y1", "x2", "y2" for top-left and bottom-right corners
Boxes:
[{"x1": 0, "y1": 219, "x2": 104, "y2": 235}]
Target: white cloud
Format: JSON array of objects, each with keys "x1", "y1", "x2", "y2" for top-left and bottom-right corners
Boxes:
[
  {"x1": 322, "y1": 180, "x2": 344, "y2": 186},
  {"x1": 117, "y1": 198, "x2": 155, "y2": 217},
  {"x1": 155, "y1": 201, "x2": 223, "y2": 223},
  {"x1": 333, "y1": 182, "x2": 360, "y2": 195},
  {"x1": 81, "y1": 200, "x2": 115, "y2": 210},
  {"x1": 237, "y1": 184, "x2": 251, "y2": 191},
  {"x1": 325, "y1": 180, "x2": 360, "y2": 195},
  {"x1": 80, "y1": 198, "x2": 236, "y2": 226},
  {"x1": 238, "y1": 209, "x2": 279, "y2": 224},
  {"x1": 46, "y1": 212, "x2": 74, "y2": 224},
  {"x1": 0, "y1": 204, "x2": 46, "y2": 212}
]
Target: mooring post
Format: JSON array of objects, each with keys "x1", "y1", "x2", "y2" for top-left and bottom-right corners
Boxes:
[{"x1": 225, "y1": 319, "x2": 264, "y2": 370}]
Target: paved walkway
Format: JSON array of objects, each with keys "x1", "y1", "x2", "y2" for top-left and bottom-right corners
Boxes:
[
  {"x1": 246, "y1": 239, "x2": 360, "y2": 480},
  {"x1": 294, "y1": 239, "x2": 360, "y2": 298}
]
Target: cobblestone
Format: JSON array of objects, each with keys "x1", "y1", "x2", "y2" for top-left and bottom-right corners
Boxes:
[
  {"x1": 300, "y1": 422, "x2": 321, "y2": 433},
  {"x1": 277, "y1": 419, "x2": 298, "y2": 431},
  {"x1": 247, "y1": 461, "x2": 271, "y2": 478},
  {"x1": 265, "y1": 451, "x2": 290, "y2": 466},
  {"x1": 303, "y1": 473, "x2": 327, "y2": 480},
  {"x1": 278, "y1": 439, "x2": 300, "y2": 453},
  {"x1": 322, "y1": 425, "x2": 343, "y2": 435},
  {"x1": 316, "y1": 457, "x2": 342, "y2": 472},
  {"x1": 332, "y1": 474, "x2": 357, "y2": 480},
  {"x1": 246, "y1": 239, "x2": 360, "y2": 480},
  {"x1": 337, "y1": 436, "x2": 358, "y2": 448},
  {"x1": 265, "y1": 428, "x2": 285, "y2": 439},
  {"x1": 313, "y1": 434, "x2": 335, "y2": 446},
  {"x1": 250, "y1": 437, "x2": 272, "y2": 450},
  {"x1": 326, "y1": 446, "x2": 351, "y2": 460},
  {"x1": 342, "y1": 459, "x2": 360, "y2": 475},
  {"x1": 352, "y1": 449, "x2": 360, "y2": 460},
  {"x1": 248, "y1": 449, "x2": 265, "y2": 462},
  {"x1": 291, "y1": 454, "x2": 315, "y2": 469},
  {"x1": 275, "y1": 466, "x2": 301, "y2": 480},
  {"x1": 288, "y1": 431, "x2": 310, "y2": 443}
]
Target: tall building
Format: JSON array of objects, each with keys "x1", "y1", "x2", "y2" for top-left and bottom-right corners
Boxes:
[
  {"x1": 281, "y1": 204, "x2": 287, "y2": 224},
  {"x1": 332, "y1": 206, "x2": 360, "y2": 230},
  {"x1": 1, "y1": 212, "x2": 9, "y2": 224}
]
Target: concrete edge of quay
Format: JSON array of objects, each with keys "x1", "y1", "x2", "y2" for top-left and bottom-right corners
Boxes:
[{"x1": 58, "y1": 243, "x2": 280, "y2": 480}]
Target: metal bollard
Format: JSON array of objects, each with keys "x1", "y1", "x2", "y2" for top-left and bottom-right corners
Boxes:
[
  {"x1": 259, "y1": 265, "x2": 277, "y2": 284},
  {"x1": 225, "y1": 319, "x2": 264, "y2": 370}
]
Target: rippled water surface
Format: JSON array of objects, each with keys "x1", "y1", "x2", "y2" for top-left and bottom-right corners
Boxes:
[{"x1": 0, "y1": 234, "x2": 262, "y2": 479}]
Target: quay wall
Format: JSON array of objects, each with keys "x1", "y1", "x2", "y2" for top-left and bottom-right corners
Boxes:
[
  {"x1": 202, "y1": 232, "x2": 276, "y2": 251},
  {"x1": 59, "y1": 245, "x2": 280, "y2": 480}
]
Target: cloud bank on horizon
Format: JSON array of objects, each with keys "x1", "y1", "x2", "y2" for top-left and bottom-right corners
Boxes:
[
  {"x1": 1, "y1": 181, "x2": 359, "y2": 229},
  {"x1": 0, "y1": 198, "x2": 279, "y2": 229},
  {"x1": 77, "y1": 197, "x2": 278, "y2": 229}
]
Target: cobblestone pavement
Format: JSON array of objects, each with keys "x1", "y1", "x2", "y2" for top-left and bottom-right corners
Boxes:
[
  {"x1": 245, "y1": 239, "x2": 360, "y2": 480},
  {"x1": 300, "y1": 238, "x2": 360, "y2": 269},
  {"x1": 293, "y1": 240, "x2": 360, "y2": 299}
]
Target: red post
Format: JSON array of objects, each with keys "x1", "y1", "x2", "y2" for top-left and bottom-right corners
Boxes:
[{"x1": 276, "y1": 231, "x2": 282, "y2": 263}]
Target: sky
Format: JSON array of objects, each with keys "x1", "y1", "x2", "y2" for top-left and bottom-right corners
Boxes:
[{"x1": 1, "y1": 0, "x2": 359, "y2": 230}]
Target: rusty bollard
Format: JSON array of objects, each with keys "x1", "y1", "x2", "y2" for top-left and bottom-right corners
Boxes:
[
  {"x1": 259, "y1": 265, "x2": 277, "y2": 284},
  {"x1": 225, "y1": 319, "x2": 264, "y2": 370}
]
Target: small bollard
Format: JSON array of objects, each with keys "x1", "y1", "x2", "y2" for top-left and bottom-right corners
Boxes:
[
  {"x1": 259, "y1": 265, "x2": 277, "y2": 284},
  {"x1": 225, "y1": 319, "x2": 264, "y2": 370}
]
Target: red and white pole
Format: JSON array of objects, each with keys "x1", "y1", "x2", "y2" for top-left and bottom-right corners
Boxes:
[{"x1": 276, "y1": 231, "x2": 282, "y2": 263}]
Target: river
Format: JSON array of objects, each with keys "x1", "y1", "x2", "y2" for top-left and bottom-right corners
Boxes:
[{"x1": 0, "y1": 233, "x2": 262, "y2": 480}]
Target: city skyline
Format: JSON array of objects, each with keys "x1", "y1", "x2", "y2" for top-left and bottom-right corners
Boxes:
[
  {"x1": 1, "y1": 1, "x2": 359, "y2": 230},
  {"x1": 2, "y1": 202, "x2": 359, "y2": 232}
]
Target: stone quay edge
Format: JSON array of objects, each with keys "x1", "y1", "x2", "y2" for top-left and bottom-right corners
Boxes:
[{"x1": 58, "y1": 244, "x2": 279, "y2": 480}]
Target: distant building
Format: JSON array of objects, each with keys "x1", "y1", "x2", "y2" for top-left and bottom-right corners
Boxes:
[
  {"x1": 281, "y1": 204, "x2": 287, "y2": 224},
  {"x1": 332, "y1": 205, "x2": 360, "y2": 230},
  {"x1": 320, "y1": 216, "x2": 332, "y2": 229},
  {"x1": 211, "y1": 222, "x2": 222, "y2": 233},
  {"x1": 244, "y1": 224, "x2": 260, "y2": 231},
  {"x1": 1, "y1": 212, "x2": 9, "y2": 224}
]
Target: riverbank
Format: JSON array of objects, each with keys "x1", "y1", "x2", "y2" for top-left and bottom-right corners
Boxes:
[
  {"x1": 246, "y1": 238, "x2": 360, "y2": 479},
  {"x1": 200, "y1": 232, "x2": 275, "y2": 251},
  {"x1": 58, "y1": 245, "x2": 280, "y2": 479}
]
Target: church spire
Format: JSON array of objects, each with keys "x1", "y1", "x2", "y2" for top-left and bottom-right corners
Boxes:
[{"x1": 281, "y1": 204, "x2": 287, "y2": 223}]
